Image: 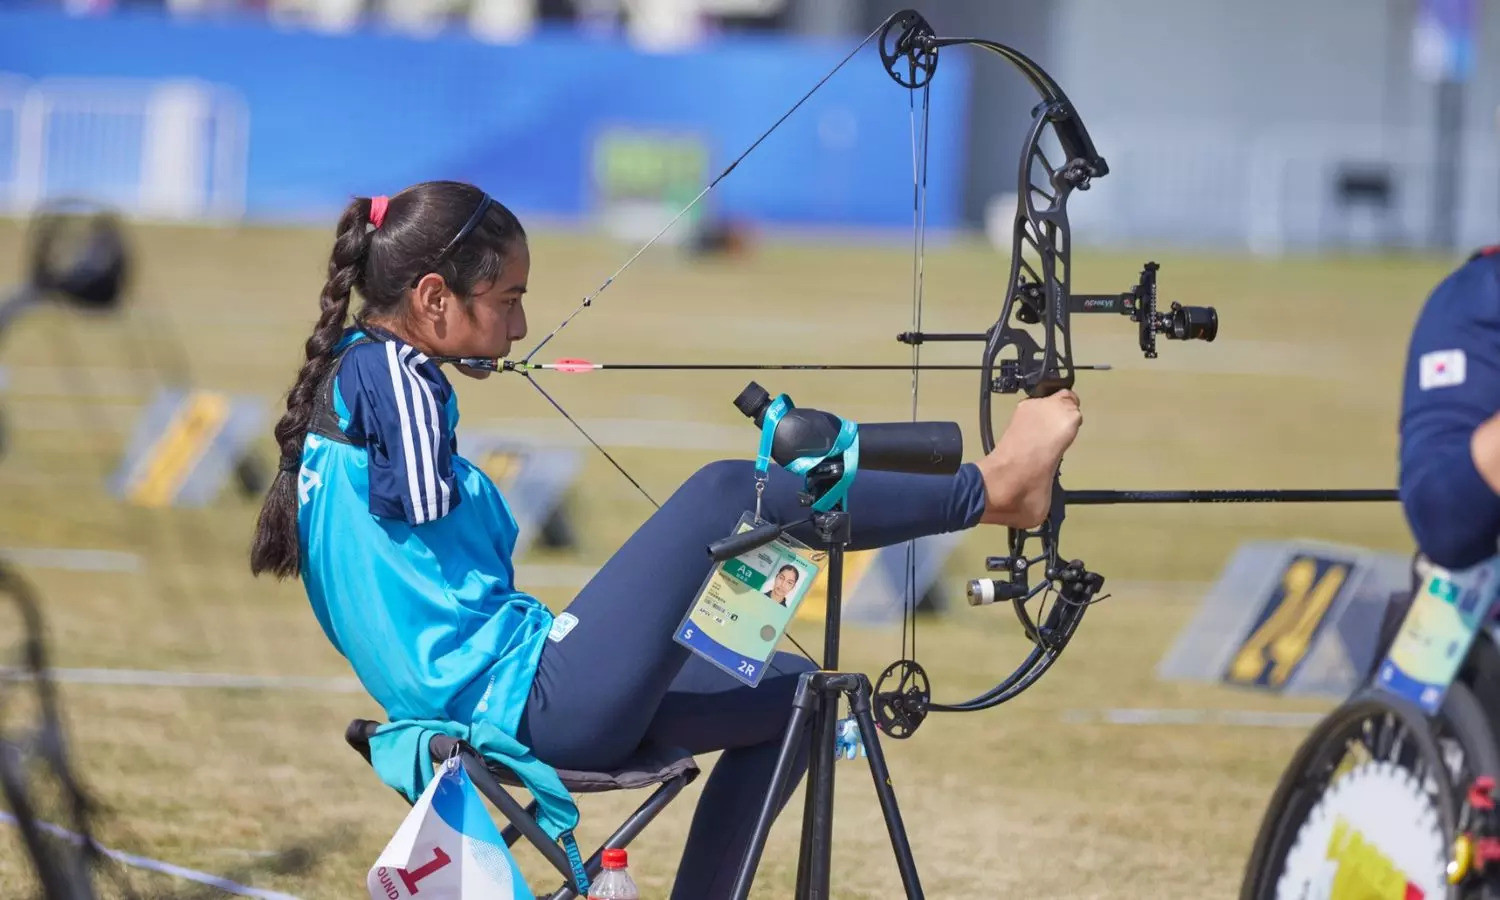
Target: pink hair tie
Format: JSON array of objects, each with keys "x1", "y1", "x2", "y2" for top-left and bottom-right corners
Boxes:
[{"x1": 369, "y1": 195, "x2": 389, "y2": 228}]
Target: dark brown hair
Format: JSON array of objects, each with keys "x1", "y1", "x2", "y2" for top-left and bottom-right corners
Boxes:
[{"x1": 249, "y1": 180, "x2": 526, "y2": 578}]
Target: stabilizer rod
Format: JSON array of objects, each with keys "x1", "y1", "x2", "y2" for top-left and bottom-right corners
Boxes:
[{"x1": 1064, "y1": 489, "x2": 1398, "y2": 504}]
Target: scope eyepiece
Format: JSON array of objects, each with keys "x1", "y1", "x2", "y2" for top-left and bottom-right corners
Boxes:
[{"x1": 733, "y1": 381, "x2": 773, "y2": 424}]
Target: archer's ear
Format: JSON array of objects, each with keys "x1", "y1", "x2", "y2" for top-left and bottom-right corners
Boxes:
[{"x1": 410, "y1": 272, "x2": 453, "y2": 323}]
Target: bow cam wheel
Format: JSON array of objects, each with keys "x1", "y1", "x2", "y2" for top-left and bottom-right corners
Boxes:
[
  {"x1": 879, "y1": 10, "x2": 938, "y2": 89},
  {"x1": 874, "y1": 659, "x2": 931, "y2": 739}
]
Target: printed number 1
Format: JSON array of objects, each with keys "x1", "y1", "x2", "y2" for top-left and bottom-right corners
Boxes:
[
  {"x1": 1227, "y1": 557, "x2": 1349, "y2": 687},
  {"x1": 399, "y1": 846, "x2": 452, "y2": 893}
]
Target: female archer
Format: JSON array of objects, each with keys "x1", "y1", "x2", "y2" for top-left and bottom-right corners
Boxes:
[{"x1": 249, "y1": 179, "x2": 1082, "y2": 898}]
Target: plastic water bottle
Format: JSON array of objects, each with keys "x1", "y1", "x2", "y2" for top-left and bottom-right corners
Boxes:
[{"x1": 587, "y1": 848, "x2": 639, "y2": 899}]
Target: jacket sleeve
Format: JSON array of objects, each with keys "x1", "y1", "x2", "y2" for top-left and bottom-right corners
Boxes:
[
  {"x1": 1399, "y1": 259, "x2": 1500, "y2": 568},
  {"x1": 337, "y1": 341, "x2": 462, "y2": 525}
]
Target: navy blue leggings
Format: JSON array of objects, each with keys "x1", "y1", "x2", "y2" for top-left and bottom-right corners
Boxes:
[{"x1": 517, "y1": 459, "x2": 986, "y2": 898}]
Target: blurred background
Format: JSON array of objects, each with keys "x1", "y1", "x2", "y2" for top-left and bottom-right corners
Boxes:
[
  {"x1": 2, "y1": 0, "x2": 1498, "y2": 251},
  {"x1": 0, "y1": 1, "x2": 1496, "y2": 898}
]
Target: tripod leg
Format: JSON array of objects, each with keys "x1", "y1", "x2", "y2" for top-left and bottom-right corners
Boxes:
[
  {"x1": 794, "y1": 708, "x2": 820, "y2": 889},
  {"x1": 729, "y1": 674, "x2": 819, "y2": 900},
  {"x1": 795, "y1": 688, "x2": 838, "y2": 898},
  {"x1": 850, "y1": 683, "x2": 924, "y2": 899}
]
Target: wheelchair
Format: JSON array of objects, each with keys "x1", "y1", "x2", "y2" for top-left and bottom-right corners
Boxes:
[{"x1": 1241, "y1": 557, "x2": 1500, "y2": 899}]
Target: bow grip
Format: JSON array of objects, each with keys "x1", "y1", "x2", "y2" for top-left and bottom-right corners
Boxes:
[{"x1": 1027, "y1": 371, "x2": 1072, "y2": 398}]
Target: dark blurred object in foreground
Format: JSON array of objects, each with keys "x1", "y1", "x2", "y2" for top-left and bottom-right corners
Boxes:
[
  {"x1": 0, "y1": 560, "x2": 104, "y2": 899},
  {"x1": 2, "y1": 199, "x2": 131, "y2": 334}
]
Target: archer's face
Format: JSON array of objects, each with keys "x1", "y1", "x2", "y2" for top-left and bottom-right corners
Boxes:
[
  {"x1": 438, "y1": 243, "x2": 529, "y2": 372},
  {"x1": 772, "y1": 567, "x2": 798, "y2": 599}
]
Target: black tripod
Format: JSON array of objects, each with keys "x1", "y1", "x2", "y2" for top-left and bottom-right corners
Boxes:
[{"x1": 724, "y1": 470, "x2": 924, "y2": 899}]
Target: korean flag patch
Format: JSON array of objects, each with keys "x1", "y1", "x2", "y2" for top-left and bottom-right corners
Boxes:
[{"x1": 1419, "y1": 348, "x2": 1466, "y2": 390}]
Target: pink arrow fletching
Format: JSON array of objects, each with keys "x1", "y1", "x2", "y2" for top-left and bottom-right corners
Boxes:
[{"x1": 551, "y1": 358, "x2": 598, "y2": 373}]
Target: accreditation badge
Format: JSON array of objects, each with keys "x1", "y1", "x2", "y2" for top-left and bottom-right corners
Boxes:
[
  {"x1": 1376, "y1": 555, "x2": 1500, "y2": 714},
  {"x1": 673, "y1": 511, "x2": 826, "y2": 687}
]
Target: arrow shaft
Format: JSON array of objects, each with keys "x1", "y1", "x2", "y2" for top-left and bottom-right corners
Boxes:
[
  {"x1": 543, "y1": 363, "x2": 978, "y2": 371},
  {"x1": 517, "y1": 363, "x2": 1112, "y2": 372}
]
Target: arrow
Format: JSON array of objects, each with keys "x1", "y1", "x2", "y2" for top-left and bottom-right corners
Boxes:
[{"x1": 444, "y1": 357, "x2": 1114, "y2": 375}]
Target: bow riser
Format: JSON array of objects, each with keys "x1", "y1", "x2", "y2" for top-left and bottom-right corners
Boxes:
[
  {"x1": 980, "y1": 101, "x2": 1092, "y2": 452},
  {"x1": 876, "y1": 20, "x2": 1116, "y2": 736}
]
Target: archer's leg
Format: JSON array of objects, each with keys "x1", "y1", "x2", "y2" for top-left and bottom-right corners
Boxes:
[{"x1": 518, "y1": 460, "x2": 984, "y2": 770}]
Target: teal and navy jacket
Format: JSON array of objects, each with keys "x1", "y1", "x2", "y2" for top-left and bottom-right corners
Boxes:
[{"x1": 294, "y1": 326, "x2": 576, "y2": 839}]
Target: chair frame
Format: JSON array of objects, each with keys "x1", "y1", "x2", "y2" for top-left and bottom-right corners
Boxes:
[{"x1": 346, "y1": 720, "x2": 698, "y2": 899}]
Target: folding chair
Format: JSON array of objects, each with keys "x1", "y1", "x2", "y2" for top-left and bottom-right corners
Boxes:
[{"x1": 345, "y1": 718, "x2": 699, "y2": 899}]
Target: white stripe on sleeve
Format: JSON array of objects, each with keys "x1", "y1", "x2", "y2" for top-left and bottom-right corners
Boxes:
[
  {"x1": 406, "y1": 351, "x2": 450, "y2": 518},
  {"x1": 384, "y1": 341, "x2": 430, "y2": 523},
  {"x1": 397, "y1": 345, "x2": 439, "y2": 522}
]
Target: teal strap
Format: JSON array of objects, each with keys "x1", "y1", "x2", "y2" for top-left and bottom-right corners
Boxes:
[
  {"x1": 755, "y1": 394, "x2": 793, "y2": 481},
  {"x1": 757, "y1": 393, "x2": 860, "y2": 513},
  {"x1": 785, "y1": 417, "x2": 859, "y2": 512},
  {"x1": 561, "y1": 831, "x2": 589, "y2": 894}
]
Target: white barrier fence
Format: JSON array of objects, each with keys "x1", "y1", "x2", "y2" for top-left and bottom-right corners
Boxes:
[
  {"x1": 991, "y1": 121, "x2": 1500, "y2": 255},
  {"x1": 0, "y1": 74, "x2": 248, "y2": 222},
  {"x1": 0, "y1": 69, "x2": 1492, "y2": 253},
  {"x1": 984, "y1": 121, "x2": 1500, "y2": 255}
]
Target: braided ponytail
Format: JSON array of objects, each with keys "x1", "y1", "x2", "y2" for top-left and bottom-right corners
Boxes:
[
  {"x1": 250, "y1": 181, "x2": 525, "y2": 579},
  {"x1": 250, "y1": 197, "x2": 373, "y2": 578}
]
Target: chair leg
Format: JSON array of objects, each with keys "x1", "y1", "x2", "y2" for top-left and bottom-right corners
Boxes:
[
  {"x1": 502, "y1": 799, "x2": 540, "y2": 848},
  {"x1": 541, "y1": 775, "x2": 693, "y2": 900},
  {"x1": 457, "y1": 751, "x2": 585, "y2": 894}
]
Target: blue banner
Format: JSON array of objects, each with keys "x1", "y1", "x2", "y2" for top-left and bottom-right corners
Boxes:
[
  {"x1": 1413, "y1": 0, "x2": 1479, "y2": 82},
  {"x1": 0, "y1": 9, "x2": 969, "y2": 228}
]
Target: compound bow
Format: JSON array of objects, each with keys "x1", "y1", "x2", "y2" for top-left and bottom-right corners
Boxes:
[
  {"x1": 459, "y1": 8, "x2": 1387, "y2": 741},
  {"x1": 866, "y1": 10, "x2": 1218, "y2": 738}
]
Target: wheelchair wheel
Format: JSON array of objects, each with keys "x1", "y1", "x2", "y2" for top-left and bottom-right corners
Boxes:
[{"x1": 1240, "y1": 683, "x2": 1500, "y2": 899}]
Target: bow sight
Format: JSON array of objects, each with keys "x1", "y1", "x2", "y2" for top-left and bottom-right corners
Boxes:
[
  {"x1": 898, "y1": 261, "x2": 1219, "y2": 394},
  {"x1": 1060, "y1": 261, "x2": 1218, "y2": 361}
]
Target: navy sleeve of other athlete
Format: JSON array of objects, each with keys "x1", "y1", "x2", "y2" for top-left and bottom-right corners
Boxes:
[
  {"x1": 337, "y1": 340, "x2": 462, "y2": 525},
  {"x1": 1399, "y1": 255, "x2": 1500, "y2": 569}
]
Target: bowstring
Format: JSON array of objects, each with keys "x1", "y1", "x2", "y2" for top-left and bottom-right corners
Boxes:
[
  {"x1": 519, "y1": 372, "x2": 659, "y2": 508},
  {"x1": 510, "y1": 23, "x2": 895, "y2": 668},
  {"x1": 521, "y1": 17, "x2": 892, "y2": 367},
  {"x1": 901, "y1": 78, "x2": 932, "y2": 668},
  {"x1": 522, "y1": 367, "x2": 820, "y2": 664}
]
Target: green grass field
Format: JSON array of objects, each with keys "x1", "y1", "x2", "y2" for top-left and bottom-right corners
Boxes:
[{"x1": 0, "y1": 218, "x2": 1458, "y2": 898}]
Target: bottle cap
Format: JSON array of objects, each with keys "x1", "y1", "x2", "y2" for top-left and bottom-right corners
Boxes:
[{"x1": 602, "y1": 848, "x2": 627, "y2": 869}]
